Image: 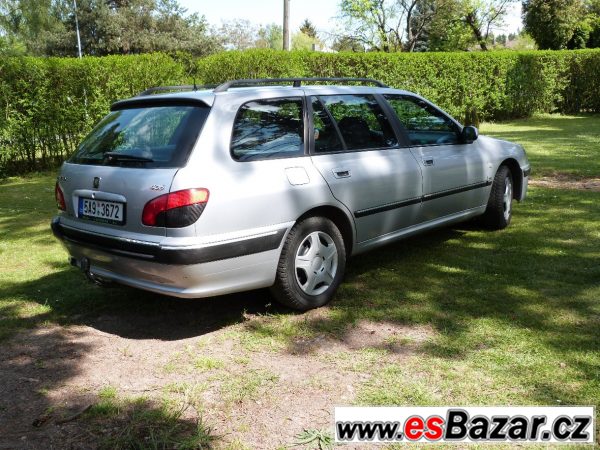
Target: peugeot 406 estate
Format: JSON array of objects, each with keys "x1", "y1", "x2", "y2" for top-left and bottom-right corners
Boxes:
[{"x1": 52, "y1": 78, "x2": 530, "y2": 310}]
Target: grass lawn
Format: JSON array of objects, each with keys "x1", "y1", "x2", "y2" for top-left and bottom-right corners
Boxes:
[
  {"x1": 0, "y1": 114, "x2": 599, "y2": 448},
  {"x1": 480, "y1": 114, "x2": 600, "y2": 178}
]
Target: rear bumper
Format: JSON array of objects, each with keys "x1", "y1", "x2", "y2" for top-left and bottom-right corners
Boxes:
[
  {"x1": 51, "y1": 217, "x2": 289, "y2": 298},
  {"x1": 51, "y1": 217, "x2": 286, "y2": 265}
]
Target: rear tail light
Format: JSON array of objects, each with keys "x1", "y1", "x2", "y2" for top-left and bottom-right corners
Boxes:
[
  {"x1": 55, "y1": 182, "x2": 66, "y2": 211},
  {"x1": 142, "y1": 188, "x2": 209, "y2": 228}
]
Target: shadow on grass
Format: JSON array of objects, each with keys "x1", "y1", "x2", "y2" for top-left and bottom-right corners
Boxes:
[
  {"x1": 0, "y1": 268, "x2": 284, "y2": 342},
  {"x1": 0, "y1": 285, "x2": 222, "y2": 448},
  {"x1": 0, "y1": 323, "x2": 215, "y2": 448},
  {"x1": 84, "y1": 395, "x2": 215, "y2": 450}
]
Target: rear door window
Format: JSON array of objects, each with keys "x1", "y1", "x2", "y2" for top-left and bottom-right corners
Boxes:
[
  {"x1": 317, "y1": 95, "x2": 398, "y2": 151},
  {"x1": 384, "y1": 95, "x2": 461, "y2": 146},
  {"x1": 312, "y1": 98, "x2": 344, "y2": 153},
  {"x1": 231, "y1": 97, "x2": 305, "y2": 161},
  {"x1": 69, "y1": 105, "x2": 209, "y2": 167}
]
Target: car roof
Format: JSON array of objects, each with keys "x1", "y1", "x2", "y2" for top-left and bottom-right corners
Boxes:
[{"x1": 113, "y1": 84, "x2": 418, "y2": 110}]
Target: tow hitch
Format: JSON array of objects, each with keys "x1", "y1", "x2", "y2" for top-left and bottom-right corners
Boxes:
[
  {"x1": 70, "y1": 257, "x2": 112, "y2": 286},
  {"x1": 70, "y1": 256, "x2": 90, "y2": 271}
]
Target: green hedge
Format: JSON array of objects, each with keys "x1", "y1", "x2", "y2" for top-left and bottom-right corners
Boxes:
[
  {"x1": 1, "y1": 49, "x2": 599, "y2": 176},
  {"x1": 196, "y1": 49, "x2": 600, "y2": 120},
  {"x1": 0, "y1": 53, "x2": 186, "y2": 175}
]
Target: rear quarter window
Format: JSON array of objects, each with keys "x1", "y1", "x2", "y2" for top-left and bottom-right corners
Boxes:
[
  {"x1": 69, "y1": 105, "x2": 209, "y2": 168},
  {"x1": 230, "y1": 97, "x2": 305, "y2": 161}
]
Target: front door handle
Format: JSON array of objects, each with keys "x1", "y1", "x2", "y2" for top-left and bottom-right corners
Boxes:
[
  {"x1": 333, "y1": 168, "x2": 351, "y2": 178},
  {"x1": 423, "y1": 159, "x2": 435, "y2": 167}
]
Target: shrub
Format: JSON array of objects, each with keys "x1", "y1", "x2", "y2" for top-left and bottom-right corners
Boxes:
[
  {"x1": 1, "y1": 49, "x2": 599, "y2": 175},
  {"x1": 0, "y1": 53, "x2": 185, "y2": 175},
  {"x1": 197, "y1": 49, "x2": 600, "y2": 121}
]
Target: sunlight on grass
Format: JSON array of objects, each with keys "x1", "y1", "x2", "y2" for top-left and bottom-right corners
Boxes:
[
  {"x1": 480, "y1": 114, "x2": 600, "y2": 178},
  {"x1": 222, "y1": 186, "x2": 600, "y2": 415},
  {"x1": 219, "y1": 369, "x2": 279, "y2": 404}
]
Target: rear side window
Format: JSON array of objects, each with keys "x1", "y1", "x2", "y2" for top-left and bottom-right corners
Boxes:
[
  {"x1": 384, "y1": 95, "x2": 460, "y2": 146},
  {"x1": 318, "y1": 95, "x2": 398, "y2": 151},
  {"x1": 69, "y1": 105, "x2": 209, "y2": 168},
  {"x1": 231, "y1": 98, "x2": 305, "y2": 161}
]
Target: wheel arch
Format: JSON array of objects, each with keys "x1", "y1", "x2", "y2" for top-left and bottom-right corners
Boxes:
[
  {"x1": 499, "y1": 158, "x2": 523, "y2": 201},
  {"x1": 296, "y1": 205, "x2": 355, "y2": 255}
]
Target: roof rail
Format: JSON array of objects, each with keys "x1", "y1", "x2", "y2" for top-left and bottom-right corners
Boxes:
[
  {"x1": 213, "y1": 77, "x2": 389, "y2": 93},
  {"x1": 138, "y1": 85, "x2": 216, "y2": 96}
]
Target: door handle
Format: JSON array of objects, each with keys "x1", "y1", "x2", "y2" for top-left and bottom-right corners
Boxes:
[
  {"x1": 333, "y1": 168, "x2": 351, "y2": 178},
  {"x1": 423, "y1": 159, "x2": 434, "y2": 167}
]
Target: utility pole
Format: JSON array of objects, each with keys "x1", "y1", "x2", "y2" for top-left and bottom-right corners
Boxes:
[
  {"x1": 73, "y1": 0, "x2": 83, "y2": 58},
  {"x1": 283, "y1": 0, "x2": 290, "y2": 50}
]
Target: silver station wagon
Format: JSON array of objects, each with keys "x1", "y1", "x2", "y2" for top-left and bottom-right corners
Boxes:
[{"x1": 52, "y1": 78, "x2": 530, "y2": 310}]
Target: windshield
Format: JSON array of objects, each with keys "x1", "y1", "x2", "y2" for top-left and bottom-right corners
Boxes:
[{"x1": 69, "y1": 105, "x2": 209, "y2": 167}]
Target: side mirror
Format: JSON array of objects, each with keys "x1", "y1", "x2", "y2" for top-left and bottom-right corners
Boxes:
[{"x1": 462, "y1": 126, "x2": 479, "y2": 143}]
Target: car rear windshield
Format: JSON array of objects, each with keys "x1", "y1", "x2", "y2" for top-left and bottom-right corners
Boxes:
[{"x1": 69, "y1": 104, "x2": 209, "y2": 168}]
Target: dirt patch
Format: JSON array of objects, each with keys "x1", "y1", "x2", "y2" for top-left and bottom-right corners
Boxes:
[
  {"x1": 0, "y1": 317, "x2": 431, "y2": 449},
  {"x1": 282, "y1": 315, "x2": 436, "y2": 357},
  {"x1": 530, "y1": 174, "x2": 600, "y2": 191},
  {"x1": 0, "y1": 325, "x2": 184, "y2": 449}
]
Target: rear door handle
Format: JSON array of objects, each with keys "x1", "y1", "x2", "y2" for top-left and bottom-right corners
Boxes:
[
  {"x1": 333, "y1": 168, "x2": 351, "y2": 178},
  {"x1": 423, "y1": 159, "x2": 434, "y2": 167}
]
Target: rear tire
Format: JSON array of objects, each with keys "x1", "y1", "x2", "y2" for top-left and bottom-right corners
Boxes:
[
  {"x1": 482, "y1": 165, "x2": 513, "y2": 230},
  {"x1": 271, "y1": 216, "x2": 346, "y2": 311}
]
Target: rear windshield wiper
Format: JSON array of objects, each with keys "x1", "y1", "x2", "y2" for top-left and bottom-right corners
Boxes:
[{"x1": 103, "y1": 152, "x2": 154, "y2": 163}]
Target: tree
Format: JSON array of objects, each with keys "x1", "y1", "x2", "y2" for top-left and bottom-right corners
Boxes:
[
  {"x1": 588, "y1": 16, "x2": 600, "y2": 47},
  {"x1": 331, "y1": 34, "x2": 366, "y2": 51},
  {"x1": 219, "y1": 19, "x2": 258, "y2": 50},
  {"x1": 337, "y1": 0, "x2": 404, "y2": 52},
  {"x1": 336, "y1": 0, "x2": 449, "y2": 52},
  {"x1": 292, "y1": 31, "x2": 320, "y2": 50},
  {"x1": 585, "y1": 0, "x2": 600, "y2": 47},
  {"x1": 522, "y1": 0, "x2": 586, "y2": 49},
  {"x1": 299, "y1": 18, "x2": 318, "y2": 38},
  {"x1": 256, "y1": 23, "x2": 283, "y2": 50},
  {"x1": 0, "y1": 0, "x2": 66, "y2": 55},
  {"x1": 463, "y1": 0, "x2": 516, "y2": 51},
  {"x1": 588, "y1": 0, "x2": 600, "y2": 14},
  {"x1": 0, "y1": 0, "x2": 222, "y2": 56},
  {"x1": 405, "y1": 0, "x2": 466, "y2": 51},
  {"x1": 335, "y1": 0, "x2": 505, "y2": 52},
  {"x1": 567, "y1": 18, "x2": 592, "y2": 48}
]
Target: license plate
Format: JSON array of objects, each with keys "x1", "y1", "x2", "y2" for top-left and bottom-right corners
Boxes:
[{"x1": 78, "y1": 198, "x2": 125, "y2": 225}]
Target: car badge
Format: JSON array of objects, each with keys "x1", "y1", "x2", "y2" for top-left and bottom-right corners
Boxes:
[{"x1": 93, "y1": 177, "x2": 101, "y2": 189}]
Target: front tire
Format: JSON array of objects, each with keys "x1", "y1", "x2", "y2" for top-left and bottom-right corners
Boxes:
[
  {"x1": 271, "y1": 216, "x2": 346, "y2": 311},
  {"x1": 482, "y1": 165, "x2": 513, "y2": 230}
]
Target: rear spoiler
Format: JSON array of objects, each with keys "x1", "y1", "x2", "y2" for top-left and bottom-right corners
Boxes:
[{"x1": 110, "y1": 97, "x2": 212, "y2": 111}]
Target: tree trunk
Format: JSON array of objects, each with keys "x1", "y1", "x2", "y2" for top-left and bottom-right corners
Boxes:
[{"x1": 465, "y1": 12, "x2": 488, "y2": 51}]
